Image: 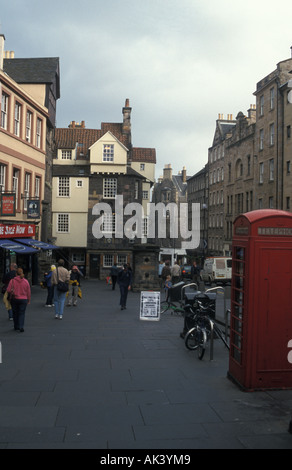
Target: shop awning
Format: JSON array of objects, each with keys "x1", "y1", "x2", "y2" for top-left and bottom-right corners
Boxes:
[
  {"x1": 0, "y1": 239, "x2": 38, "y2": 254},
  {"x1": 13, "y1": 238, "x2": 59, "y2": 250}
]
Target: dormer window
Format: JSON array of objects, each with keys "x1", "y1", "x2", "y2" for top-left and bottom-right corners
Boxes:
[
  {"x1": 61, "y1": 150, "x2": 72, "y2": 160},
  {"x1": 103, "y1": 144, "x2": 114, "y2": 162}
]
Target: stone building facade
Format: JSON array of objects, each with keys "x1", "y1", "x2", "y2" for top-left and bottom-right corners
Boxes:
[
  {"x1": 224, "y1": 107, "x2": 256, "y2": 255},
  {"x1": 186, "y1": 165, "x2": 208, "y2": 263},
  {"x1": 207, "y1": 114, "x2": 236, "y2": 255},
  {"x1": 253, "y1": 57, "x2": 292, "y2": 211},
  {"x1": 53, "y1": 100, "x2": 157, "y2": 279},
  {"x1": 152, "y1": 164, "x2": 189, "y2": 264},
  {"x1": 188, "y1": 51, "x2": 292, "y2": 258}
]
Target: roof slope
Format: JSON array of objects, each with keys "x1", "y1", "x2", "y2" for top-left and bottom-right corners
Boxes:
[{"x1": 4, "y1": 57, "x2": 60, "y2": 86}]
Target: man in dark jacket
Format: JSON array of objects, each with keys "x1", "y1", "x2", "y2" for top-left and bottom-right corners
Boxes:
[{"x1": 117, "y1": 264, "x2": 132, "y2": 310}]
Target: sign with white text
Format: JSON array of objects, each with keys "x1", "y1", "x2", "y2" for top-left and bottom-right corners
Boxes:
[{"x1": 140, "y1": 291, "x2": 160, "y2": 321}]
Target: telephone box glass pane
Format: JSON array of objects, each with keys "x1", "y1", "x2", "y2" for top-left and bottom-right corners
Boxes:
[{"x1": 231, "y1": 246, "x2": 246, "y2": 365}]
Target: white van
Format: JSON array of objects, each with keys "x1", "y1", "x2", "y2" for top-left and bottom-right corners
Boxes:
[{"x1": 200, "y1": 257, "x2": 232, "y2": 284}]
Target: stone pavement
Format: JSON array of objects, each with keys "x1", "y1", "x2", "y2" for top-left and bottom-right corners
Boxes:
[{"x1": 0, "y1": 279, "x2": 291, "y2": 449}]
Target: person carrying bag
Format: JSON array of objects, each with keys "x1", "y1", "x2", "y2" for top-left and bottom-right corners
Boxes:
[{"x1": 51, "y1": 259, "x2": 70, "y2": 319}]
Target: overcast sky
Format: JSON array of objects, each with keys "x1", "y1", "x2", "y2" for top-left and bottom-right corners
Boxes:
[{"x1": 1, "y1": 0, "x2": 292, "y2": 178}]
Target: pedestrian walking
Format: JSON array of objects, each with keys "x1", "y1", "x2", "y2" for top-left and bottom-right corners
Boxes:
[
  {"x1": 117, "y1": 264, "x2": 132, "y2": 310},
  {"x1": 191, "y1": 260, "x2": 200, "y2": 289},
  {"x1": 44, "y1": 265, "x2": 56, "y2": 307},
  {"x1": 51, "y1": 259, "x2": 70, "y2": 319},
  {"x1": 158, "y1": 260, "x2": 165, "y2": 288},
  {"x1": 2, "y1": 263, "x2": 17, "y2": 320},
  {"x1": 110, "y1": 262, "x2": 119, "y2": 290},
  {"x1": 171, "y1": 260, "x2": 181, "y2": 284},
  {"x1": 164, "y1": 274, "x2": 172, "y2": 301},
  {"x1": 161, "y1": 260, "x2": 171, "y2": 286},
  {"x1": 6, "y1": 267, "x2": 31, "y2": 332},
  {"x1": 67, "y1": 266, "x2": 81, "y2": 306}
]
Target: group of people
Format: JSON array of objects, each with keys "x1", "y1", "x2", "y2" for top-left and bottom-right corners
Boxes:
[
  {"x1": 43, "y1": 260, "x2": 82, "y2": 319},
  {"x1": 159, "y1": 259, "x2": 200, "y2": 300},
  {"x1": 1, "y1": 259, "x2": 83, "y2": 332},
  {"x1": 110, "y1": 263, "x2": 132, "y2": 310}
]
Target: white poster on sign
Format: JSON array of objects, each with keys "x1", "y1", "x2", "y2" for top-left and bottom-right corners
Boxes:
[{"x1": 140, "y1": 291, "x2": 160, "y2": 321}]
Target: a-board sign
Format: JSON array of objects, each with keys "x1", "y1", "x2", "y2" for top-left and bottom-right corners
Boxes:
[{"x1": 140, "y1": 291, "x2": 160, "y2": 321}]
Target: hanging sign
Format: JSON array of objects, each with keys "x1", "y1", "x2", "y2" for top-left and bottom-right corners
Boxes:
[
  {"x1": 27, "y1": 200, "x2": 40, "y2": 219},
  {"x1": 0, "y1": 193, "x2": 16, "y2": 216}
]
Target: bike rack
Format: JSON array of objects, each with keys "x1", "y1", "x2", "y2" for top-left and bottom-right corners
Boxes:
[
  {"x1": 204, "y1": 288, "x2": 230, "y2": 361},
  {"x1": 181, "y1": 282, "x2": 198, "y2": 305},
  {"x1": 209, "y1": 319, "x2": 214, "y2": 361}
]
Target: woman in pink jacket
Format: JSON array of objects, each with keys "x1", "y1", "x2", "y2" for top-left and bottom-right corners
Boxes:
[{"x1": 7, "y1": 267, "x2": 31, "y2": 333}]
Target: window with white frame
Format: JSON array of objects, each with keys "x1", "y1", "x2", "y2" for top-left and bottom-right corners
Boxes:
[
  {"x1": 0, "y1": 165, "x2": 6, "y2": 192},
  {"x1": 260, "y1": 95, "x2": 264, "y2": 116},
  {"x1": 103, "y1": 178, "x2": 117, "y2": 198},
  {"x1": 58, "y1": 177, "x2": 70, "y2": 197},
  {"x1": 269, "y1": 123, "x2": 275, "y2": 146},
  {"x1": 61, "y1": 150, "x2": 72, "y2": 160},
  {"x1": 117, "y1": 254, "x2": 127, "y2": 265},
  {"x1": 101, "y1": 212, "x2": 115, "y2": 234},
  {"x1": 35, "y1": 176, "x2": 40, "y2": 198},
  {"x1": 270, "y1": 87, "x2": 275, "y2": 110},
  {"x1": 142, "y1": 190, "x2": 148, "y2": 199},
  {"x1": 76, "y1": 179, "x2": 83, "y2": 188},
  {"x1": 259, "y1": 129, "x2": 264, "y2": 150},
  {"x1": 24, "y1": 173, "x2": 31, "y2": 211},
  {"x1": 142, "y1": 217, "x2": 148, "y2": 237},
  {"x1": 259, "y1": 162, "x2": 264, "y2": 183},
  {"x1": 26, "y1": 110, "x2": 32, "y2": 142},
  {"x1": 36, "y1": 118, "x2": 42, "y2": 148},
  {"x1": 103, "y1": 144, "x2": 114, "y2": 162},
  {"x1": 14, "y1": 102, "x2": 21, "y2": 137},
  {"x1": 269, "y1": 159, "x2": 274, "y2": 181},
  {"x1": 12, "y1": 168, "x2": 20, "y2": 210},
  {"x1": 103, "y1": 254, "x2": 113, "y2": 267},
  {"x1": 1, "y1": 93, "x2": 8, "y2": 129},
  {"x1": 57, "y1": 213, "x2": 69, "y2": 232},
  {"x1": 72, "y1": 253, "x2": 85, "y2": 262},
  {"x1": 140, "y1": 163, "x2": 145, "y2": 171}
]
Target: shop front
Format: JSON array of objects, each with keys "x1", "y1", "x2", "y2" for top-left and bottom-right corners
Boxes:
[{"x1": 0, "y1": 223, "x2": 59, "y2": 285}]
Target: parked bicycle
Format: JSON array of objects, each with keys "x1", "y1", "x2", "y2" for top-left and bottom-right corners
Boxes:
[
  {"x1": 184, "y1": 297, "x2": 230, "y2": 360},
  {"x1": 160, "y1": 282, "x2": 198, "y2": 316}
]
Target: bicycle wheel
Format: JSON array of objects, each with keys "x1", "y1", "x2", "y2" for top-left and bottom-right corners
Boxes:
[
  {"x1": 160, "y1": 301, "x2": 169, "y2": 314},
  {"x1": 197, "y1": 328, "x2": 207, "y2": 360},
  {"x1": 184, "y1": 326, "x2": 200, "y2": 350}
]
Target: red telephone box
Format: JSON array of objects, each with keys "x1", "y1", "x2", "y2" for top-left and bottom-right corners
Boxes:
[{"x1": 228, "y1": 209, "x2": 292, "y2": 390}]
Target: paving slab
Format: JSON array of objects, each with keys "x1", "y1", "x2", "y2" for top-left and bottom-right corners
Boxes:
[{"x1": 0, "y1": 279, "x2": 291, "y2": 449}]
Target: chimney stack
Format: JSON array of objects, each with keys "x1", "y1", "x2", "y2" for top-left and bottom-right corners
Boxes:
[
  {"x1": 122, "y1": 98, "x2": 132, "y2": 143},
  {"x1": 182, "y1": 166, "x2": 187, "y2": 183},
  {"x1": 163, "y1": 164, "x2": 172, "y2": 181},
  {"x1": 0, "y1": 34, "x2": 5, "y2": 70}
]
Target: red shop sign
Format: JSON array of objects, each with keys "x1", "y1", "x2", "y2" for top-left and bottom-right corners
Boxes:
[{"x1": 0, "y1": 223, "x2": 36, "y2": 238}]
